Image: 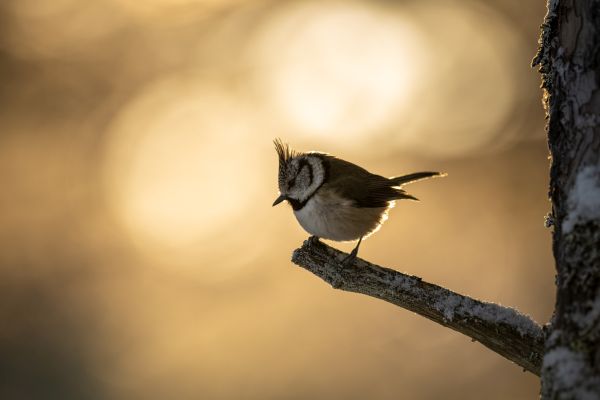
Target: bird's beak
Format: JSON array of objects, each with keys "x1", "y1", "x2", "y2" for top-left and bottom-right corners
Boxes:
[{"x1": 272, "y1": 194, "x2": 286, "y2": 206}]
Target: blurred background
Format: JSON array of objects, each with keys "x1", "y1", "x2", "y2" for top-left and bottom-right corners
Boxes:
[{"x1": 0, "y1": 0, "x2": 552, "y2": 398}]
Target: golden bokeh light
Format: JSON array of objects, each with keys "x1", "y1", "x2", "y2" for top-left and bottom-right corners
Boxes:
[
  {"x1": 390, "y1": 3, "x2": 521, "y2": 157},
  {"x1": 0, "y1": 0, "x2": 552, "y2": 398},
  {"x1": 250, "y1": 1, "x2": 428, "y2": 146},
  {"x1": 4, "y1": 0, "x2": 125, "y2": 58},
  {"x1": 103, "y1": 76, "x2": 262, "y2": 266},
  {"x1": 109, "y1": 0, "x2": 238, "y2": 20}
]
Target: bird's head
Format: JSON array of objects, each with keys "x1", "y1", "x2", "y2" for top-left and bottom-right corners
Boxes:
[{"x1": 273, "y1": 139, "x2": 325, "y2": 207}]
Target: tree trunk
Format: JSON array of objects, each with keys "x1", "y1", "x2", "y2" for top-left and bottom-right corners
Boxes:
[{"x1": 533, "y1": 0, "x2": 600, "y2": 397}]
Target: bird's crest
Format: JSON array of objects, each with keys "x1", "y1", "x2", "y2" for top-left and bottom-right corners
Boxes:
[
  {"x1": 274, "y1": 138, "x2": 298, "y2": 165},
  {"x1": 274, "y1": 138, "x2": 300, "y2": 185}
]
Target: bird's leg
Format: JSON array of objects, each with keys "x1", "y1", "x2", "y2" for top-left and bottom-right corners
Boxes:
[
  {"x1": 307, "y1": 235, "x2": 320, "y2": 246},
  {"x1": 341, "y1": 237, "x2": 363, "y2": 266}
]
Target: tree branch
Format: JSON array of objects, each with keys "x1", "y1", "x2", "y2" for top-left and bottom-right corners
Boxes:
[{"x1": 292, "y1": 239, "x2": 545, "y2": 376}]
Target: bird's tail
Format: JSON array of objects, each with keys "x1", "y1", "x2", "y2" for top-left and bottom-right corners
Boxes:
[
  {"x1": 388, "y1": 172, "x2": 445, "y2": 201},
  {"x1": 390, "y1": 171, "x2": 446, "y2": 187}
]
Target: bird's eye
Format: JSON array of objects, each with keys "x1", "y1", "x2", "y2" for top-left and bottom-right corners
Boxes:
[{"x1": 288, "y1": 177, "x2": 296, "y2": 188}]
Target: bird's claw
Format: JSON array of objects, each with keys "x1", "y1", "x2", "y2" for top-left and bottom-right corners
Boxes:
[
  {"x1": 340, "y1": 249, "x2": 358, "y2": 267},
  {"x1": 307, "y1": 235, "x2": 320, "y2": 247}
]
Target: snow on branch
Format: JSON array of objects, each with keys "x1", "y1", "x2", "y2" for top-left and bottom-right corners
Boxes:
[
  {"x1": 292, "y1": 238, "x2": 545, "y2": 375},
  {"x1": 562, "y1": 165, "x2": 600, "y2": 234}
]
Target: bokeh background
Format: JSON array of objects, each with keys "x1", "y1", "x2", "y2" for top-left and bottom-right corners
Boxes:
[{"x1": 0, "y1": 0, "x2": 552, "y2": 398}]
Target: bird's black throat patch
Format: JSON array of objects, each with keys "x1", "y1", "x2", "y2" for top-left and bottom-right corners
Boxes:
[{"x1": 287, "y1": 197, "x2": 307, "y2": 211}]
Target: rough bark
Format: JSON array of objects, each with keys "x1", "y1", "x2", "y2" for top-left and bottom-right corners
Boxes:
[
  {"x1": 533, "y1": 0, "x2": 600, "y2": 397},
  {"x1": 292, "y1": 239, "x2": 545, "y2": 375}
]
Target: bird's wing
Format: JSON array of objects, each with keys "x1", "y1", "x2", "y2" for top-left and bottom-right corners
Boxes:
[{"x1": 321, "y1": 155, "x2": 416, "y2": 208}]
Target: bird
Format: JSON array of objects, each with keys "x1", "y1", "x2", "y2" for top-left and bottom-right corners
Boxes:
[{"x1": 272, "y1": 139, "x2": 445, "y2": 264}]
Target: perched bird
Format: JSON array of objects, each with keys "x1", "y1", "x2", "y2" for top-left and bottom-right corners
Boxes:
[{"x1": 272, "y1": 139, "x2": 445, "y2": 264}]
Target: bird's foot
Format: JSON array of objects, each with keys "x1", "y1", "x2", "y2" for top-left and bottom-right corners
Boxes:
[
  {"x1": 307, "y1": 235, "x2": 321, "y2": 247},
  {"x1": 340, "y1": 248, "x2": 358, "y2": 267}
]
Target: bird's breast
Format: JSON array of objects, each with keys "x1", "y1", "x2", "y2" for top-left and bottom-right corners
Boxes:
[{"x1": 293, "y1": 187, "x2": 389, "y2": 242}]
